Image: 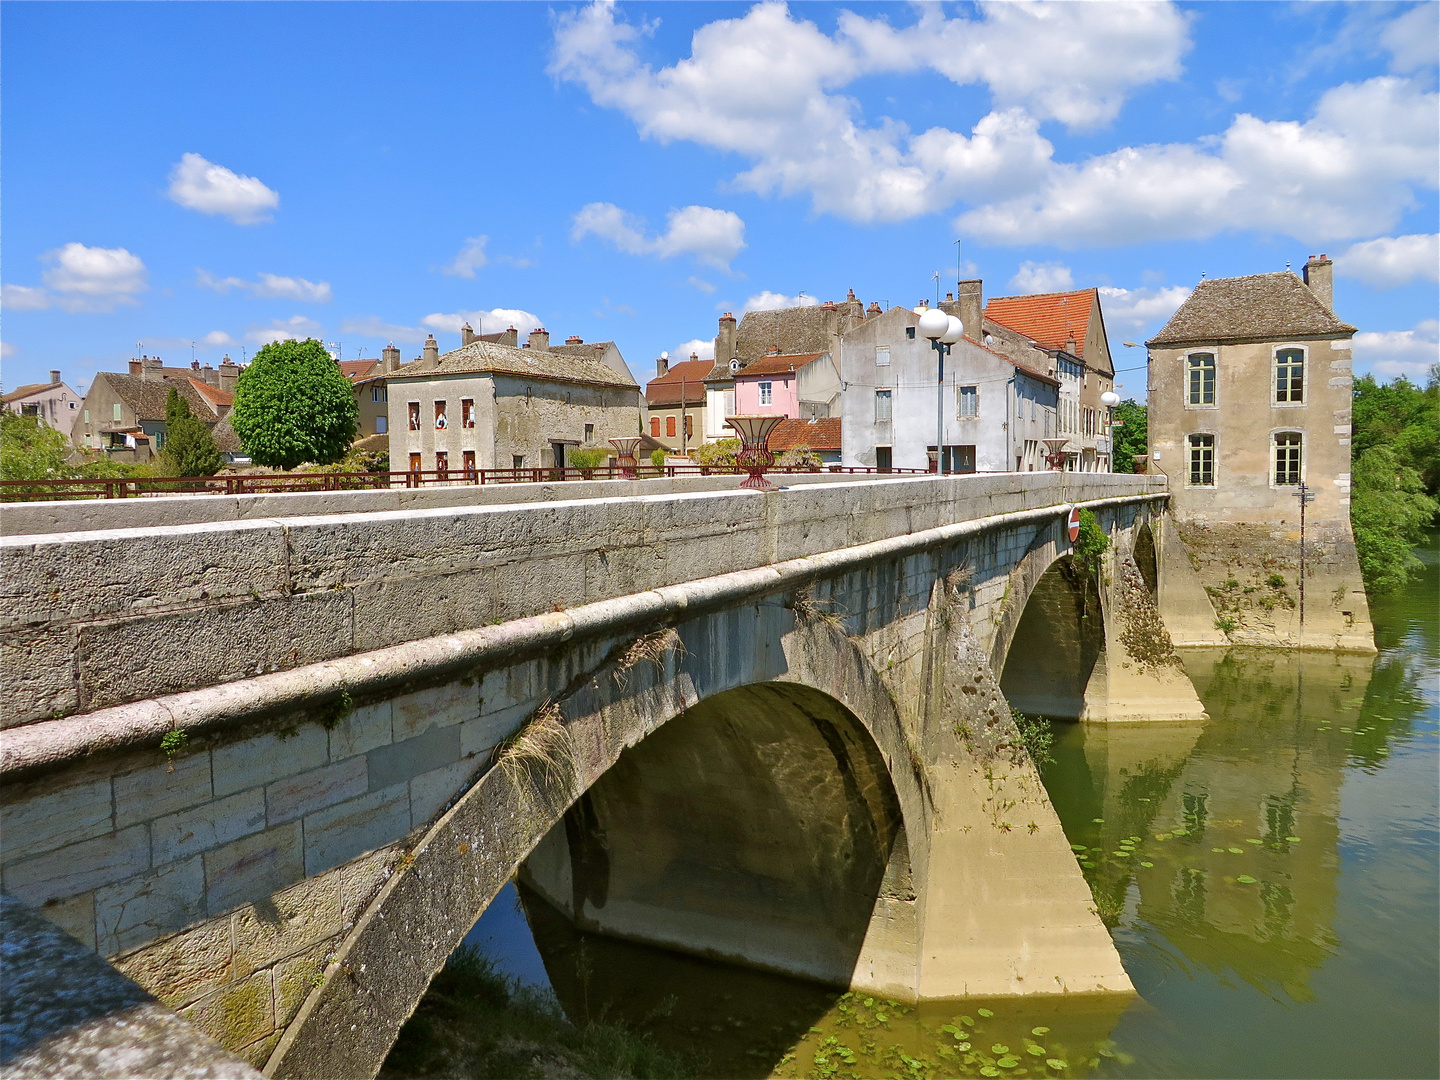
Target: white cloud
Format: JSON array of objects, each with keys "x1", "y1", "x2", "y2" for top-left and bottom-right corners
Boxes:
[
  {"x1": 1336, "y1": 234, "x2": 1440, "y2": 289},
  {"x1": 202, "y1": 330, "x2": 237, "y2": 348},
  {"x1": 688, "y1": 276, "x2": 716, "y2": 294},
  {"x1": 1097, "y1": 284, "x2": 1193, "y2": 339},
  {"x1": 420, "y1": 308, "x2": 541, "y2": 335},
  {"x1": 3, "y1": 243, "x2": 149, "y2": 312},
  {"x1": 443, "y1": 236, "x2": 490, "y2": 278},
  {"x1": 572, "y1": 202, "x2": 746, "y2": 269},
  {"x1": 340, "y1": 316, "x2": 428, "y2": 344},
  {"x1": 168, "y1": 153, "x2": 279, "y2": 224},
  {"x1": 672, "y1": 338, "x2": 715, "y2": 362},
  {"x1": 1, "y1": 285, "x2": 52, "y2": 312},
  {"x1": 742, "y1": 290, "x2": 819, "y2": 313},
  {"x1": 1009, "y1": 261, "x2": 1075, "y2": 294},
  {"x1": 1352, "y1": 319, "x2": 1439, "y2": 380},
  {"x1": 245, "y1": 315, "x2": 322, "y2": 346},
  {"x1": 196, "y1": 269, "x2": 331, "y2": 302},
  {"x1": 0, "y1": 342, "x2": 17, "y2": 359},
  {"x1": 1380, "y1": 4, "x2": 1439, "y2": 73}
]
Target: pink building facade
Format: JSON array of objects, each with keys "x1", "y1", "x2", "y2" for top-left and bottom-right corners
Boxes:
[{"x1": 731, "y1": 352, "x2": 840, "y2": 422}]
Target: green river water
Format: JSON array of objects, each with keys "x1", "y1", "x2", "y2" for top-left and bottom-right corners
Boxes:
[{"x1": 431, "y1": 536, "x2": 1439, "y2": 1079}]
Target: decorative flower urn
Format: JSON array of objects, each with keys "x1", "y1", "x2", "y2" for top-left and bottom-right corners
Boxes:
[
  {"x1": 609, "y1": 437, "x2": 643, "y2": 479},
  {"x1": 1042, "y1": 437, "x2": 1070, "y2": 471},
  {"x1": 724, "y1": 414, "x2": 785, "y2": 491}
]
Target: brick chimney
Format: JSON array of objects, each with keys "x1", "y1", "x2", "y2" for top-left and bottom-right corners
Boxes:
[
  {"x1": 423, "y1": 334, "x2": 439, "y2": 365},
  {"x1": 141, "y1": 356, "x2": 164, "y2": 383},
  {"x1": 500, "y1": 326, "x2": 518, "y2": 347},
  {"x1": 715, "y1": 312, "x2": 737, "y2": 372},
  {"x1": 49, "y1": 369, "x2": 61, "y2": 386},
  {"x1": 383, "y1": 343, "x2": 401, "y2": 372},
  {"x1": 527, "y1": 328, "x2": 550, "y2": 352},
  {"x1": 840, "y1": 288, "x2": 864, "y2": 334},
  {"x1": 656, "y1": 354, "x2": 669, "y2": 378},
  {"x1": 218, "y1": 356, "x2": 240, "y2": 394},
  {"x1": 460, "y1": 322, "x2": 476, "y2": 347},
  {"x1": 956, "y1": 279, "x2": 983, "y2": 341},
  {"x1": 1303, "y1": 253, "x2": 1334, "y2": 311},
  {"x1": 566, "y1": 335, "x2": 584, "y2": 345},
  {"x1": 129, "y1": 358, "x2": 143, "y2": 376},
  {"x1": 866, "y1": 301, "x2": 882, "y2": 319}
]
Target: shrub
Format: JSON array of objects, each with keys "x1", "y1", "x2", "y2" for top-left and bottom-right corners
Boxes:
[
  {"x1": 648, "y1": 448, "x2": 667, "y2": 468},
  {"x1": 1072, "y1": 508, "x2": 1110, "y2": 574},
  {"x1": 691, "y1": 437, "x2": 740, "y2": 468},
  {"x1": 568, "y1": 447, "x2": 610, "y2": 470},
  {"x1": 230, "y1": 339, "x2": 358, "y2": 470}
]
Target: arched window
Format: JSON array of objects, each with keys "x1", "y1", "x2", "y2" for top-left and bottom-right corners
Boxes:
[
  {"x1": 1275, "y1": 349, "x2": 1304, "y2": 403},
  {"x1": 1187, "y1": 433, "x2": 1215, "y2": 486},
  {"x1": 1187, "y1": 353, "x2": 1215, "y2": 406},
  {"x1": 1274, "y1": 432, "x2": 1302, "y2": 485}
]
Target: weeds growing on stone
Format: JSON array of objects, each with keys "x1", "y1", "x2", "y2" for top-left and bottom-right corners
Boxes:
[
  {"x1": 493, "y1": 701, "x2": 574, "y2": 810},
  {"x1": 613, "y1": 628, "x2": 685, "y2": 687},
  {"x1": 1011, "y1": 707, "x2": 1054, "y2": 769},
  {"x1": 791, "y1": 584, "x2": 845, "y2": 629}
]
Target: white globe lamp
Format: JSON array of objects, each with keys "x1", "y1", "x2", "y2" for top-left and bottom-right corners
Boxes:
[
  {"x1": 917, "y1": 307, "x2": 950, "y2": 341},
  {"x1": 1100, "y1": 391, "x2": 1120, "y2": 407},
  {"x1": 942, "y1": 315, "x2": 964, "y2": 344}
]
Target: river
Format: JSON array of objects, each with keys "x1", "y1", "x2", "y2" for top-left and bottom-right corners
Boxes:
[{"x1": 390, "y1": 536, "x2": 1438, "y2": 1079}]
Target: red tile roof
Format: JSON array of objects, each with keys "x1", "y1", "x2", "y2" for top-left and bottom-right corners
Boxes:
[
  {"x1": 984, "y1": 289, "x2": 1096, "y2": 359},
  {"x1": 768, "y1": 417, "x2": 840, "y2": 452},
  {"x1": 645, "y1": 359, "x2": 712, "y2": 406},
  {"x1": 734, "y1": 352, "x2": 825, "y2": 377},
  {"x1": 340, "y1": 360, "x2": 380, "y2": 382},
  {"x1": 186, "y1": 378, "x2": 234, "y2": 409}
]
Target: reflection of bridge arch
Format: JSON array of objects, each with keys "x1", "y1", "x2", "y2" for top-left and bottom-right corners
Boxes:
[{"x1": 271, "y1": 614, "x2": 929, "y2": 1079}]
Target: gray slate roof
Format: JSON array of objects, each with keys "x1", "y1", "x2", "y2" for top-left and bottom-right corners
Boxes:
[
  {"x1": 707, "y1": 305, "x2": 838, "y2": 381},
  {"x1": 99, "y1": 373, "x2": 225, "y2": 422},
  {"x1": 391, "y1": 340, "x2": 638, "y2": 389},
  {"x1": 545, "y1": 341, "x2": 616, "y2": 360},
  {"x1": 1148, "y1": 272, "x2": 1355, "y2": 347}
]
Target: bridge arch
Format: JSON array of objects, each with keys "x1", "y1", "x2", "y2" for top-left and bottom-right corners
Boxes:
[
  {"x1": 269, "y1": 607, "x2": 925, "y2": 1079},
  {"x1": 997, "y1": 555, "x2": 1105, "y2": 720}
]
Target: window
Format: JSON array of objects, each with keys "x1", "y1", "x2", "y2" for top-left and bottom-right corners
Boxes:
[
  {"x1": 875, "y1": 346, "x2": 891, "y2": 367},
  {"x1": 408, "y1": 402, "x2": 421, "y2": 430},
  {"x1": 21, "y1": 403, "x2": 39, "y2": 416},
  {"x1": 958, "y1": 386, "x2": 978, "y2": 418},
  {"x1": 434, "y1": 400, "x2": 448, "y2": 429},
  {"x1": 583, "y1": 424, "x2": 594, "y2": 445},
  {"x1": 1188, "y1": 433, "x2": 1215, "y2": 486},
  {"x1": 68, "y1": 401, "x2": 76, "y2": 410},
  {"x1": 461, "y1": 399, "x2": 476, "y2": 427},
  {"x1": 113, "y1": 403, "x2": 123, "y2": 422},
  {"x1": 759, "y1": 381, "x2": 773, "y2": 405},
  {"x1": 1188, "y1": 353, "x2": 1215, "y2": 405},
  {"x1": 371, "y1": 384, "x2": 387, "y2": 403},
  {"x1": 875, "y1": 389, "x2": 892, "y2": 421},
  {"x1": 409, "y1": 452, "x2": 423, "y2": 473},
  {"x1": 905, "y1": 326, "x2": 916, "y2": 340},
  {"x1": 435, "y1": 451, "x2": 449, "y2": 479},
  {"x1": 666, "y1": 415, "x2": 677, "y2": 438},
  {"x1": 684, "y1": 415, "x2": 693, "y2": 437},
  {"x1": 1275, "y1": 349, "x2": 1304, "y2": 403},
  {"x1": 1274, "y1": 432, "x2": 1302, "y2": 485},
  {"x1": 512, "y1": 455, "x2": 525, "y2": 469},
  {"x1": 375, "y1": 416, "x2": 388, "y2": 435},
  {"x1": 650, "y1": 416, "x2": 660, "y2": 436},
  {"x1": 463, "y1": 450, "x2": 477, "y2": 478},
  {"x1": 83, "y1": 409, "x2": 89, "y2": 423},
  {"x1": 723, "y1": 390, "x2": 735, "y2": 417}
]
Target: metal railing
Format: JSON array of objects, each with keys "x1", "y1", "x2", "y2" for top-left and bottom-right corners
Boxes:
[{"x1": 0, "y1": 462, "x2": 929, "y2": 502}]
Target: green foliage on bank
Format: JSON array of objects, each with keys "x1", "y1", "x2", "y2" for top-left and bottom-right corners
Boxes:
[
  {"x1": 160, "y1": 388, "x2": 222, "y2": 477},
  {"x1": 381, "y1": 944, "x2": 691, "y2": 1080},
  {"x1": 231, "y1": 339, "x2": 358, "y2": 470},
  {"x1": 1072, "y1": 509, "x2": 1110, "y2": 575},
  {"x1": 1351, "y1": 368, "x2": 1439, "y2": 594},
  {"x1": 1108, "y1": 399, "x2": 1147, "y2": 474},
  {"x1": 0, "y1": 412, "x2": 143, "y2": 495}
]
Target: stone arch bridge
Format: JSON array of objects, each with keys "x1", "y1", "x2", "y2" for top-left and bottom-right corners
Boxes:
[{"x1": 0, "y1": 473, "x2": 1207, "y2": 1078}]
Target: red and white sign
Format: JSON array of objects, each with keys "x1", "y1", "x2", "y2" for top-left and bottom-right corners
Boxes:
[{"x1": 1067, "y1": 505, "x2": 1082, "y2": 543}]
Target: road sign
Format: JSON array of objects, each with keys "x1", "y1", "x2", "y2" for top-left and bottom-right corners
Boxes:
[{"x1": 1068, "y1": 505, "x2": 1081, "y2": 543}]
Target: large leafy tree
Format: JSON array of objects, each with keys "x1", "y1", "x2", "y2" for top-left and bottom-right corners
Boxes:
[
  {"x1": 160, "y1": 387, "x2": 223, "y2": 477},
  {"x1": 1352, "y1": 368, "x2": 1438, "y2": 497},
  {"x1": 0, "y1": 411, "x2": 72, "y2": 481},
  {"x1": 230, "y1": 338, "x2": 358, "y2": 470},
  {"x1": 1109, "y1": 398, "x2": 1147, "y2": 474},
  {"x1": 1351, "y1": 445, "x2": 1438, "y2": 593}
]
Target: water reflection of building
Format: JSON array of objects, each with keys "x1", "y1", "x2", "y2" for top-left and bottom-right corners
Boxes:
[{"x1": 1074, "y1": 648, "x2": 1374, "y2": 1001}]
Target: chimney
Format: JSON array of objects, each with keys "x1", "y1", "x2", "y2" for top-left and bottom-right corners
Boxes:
[
  {"x1": 49, "y1": 369, "x2": 61, "y2": 385},
  {"x1": 202, "y1": 364, "x2": 218, "y2": 387},
  {"x1": 715, "y1": 312, "x2": 737, "y2": 373},
  {"x1": 1065, "y1": 333, "x2": 1077, "y2": 355},
  {"x1": 841, "y1": 288, "x2": 864, "y2": 333},
  {"x1": 1303, "y1": 253, "x2": 1334, "y2": 312},
  {"x1": 129, "y1": 359, "x2": 143, "y2": 377},
  {"x1": 460, "y1": 322, "x2": 476, "y2": 347},
  {"x1": 218, "y1": 356, "x2": 240, "y2": 394},
  {"x1": 141, "y1": 356, "x2": 164, "y2": 383},
  {"x1": 383, "y1": 343, "x2": 401, "y2": 372},
  {"x1": 527, "y1": 327, "x2": 550, "y2": 352},
  {"x1": 956, "y1": 279, "x2": 983, "y2": 340},
  {"x1": 500, "y1": 325, "x2": 518, "y2": 347},
  {"x1": 423, "y1": 334, "x2": 440, "y2": 365},
  {"x1": 566, "y1": 335, "x2": 584, "y2": 345},
  {"x1": 656, "y1": 354, "x2": 669, "y2": 378},
  {"x1": 690, "y1": 352, "x2": 699, "y2": 362},
  {"x1": 866, "y1": 301, "x2": 882, "y2": 319}
]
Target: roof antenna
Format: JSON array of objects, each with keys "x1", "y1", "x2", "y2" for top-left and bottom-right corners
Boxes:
[
  {"x1": 1285, "y1": 260, "x2": 1291, "y2": 272},
  {"x1": 1201, "y1": 270, "x2": 1207, "y2": 280}
]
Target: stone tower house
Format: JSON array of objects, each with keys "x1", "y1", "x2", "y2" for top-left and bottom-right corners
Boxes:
[{"x1": 1146, "y1": 255, "x2": 1373, "y2": 651}]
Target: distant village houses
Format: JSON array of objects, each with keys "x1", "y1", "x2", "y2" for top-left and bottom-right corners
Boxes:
[
  {"x1": 71, "y1": 355, "x2": 244, "y2": 463},
  {"x1": 2, "y1": 370, "x2": 82, "y2": 438}
]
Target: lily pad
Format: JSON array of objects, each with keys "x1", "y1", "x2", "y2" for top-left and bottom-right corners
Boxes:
[
  {"x1": 1092, "y1": 818, "x2": 1104, "y2": 823},
  {"x1": 1212, "y1": 847, "x2": 1226, "y2": 853},
  {"x1": 978, "y1": 1008, "x2": 994, "y2": 1017},
  {"x1": 1171, "y1": 827, "x2": 1189, "y2": 835},
  {"x1": 1286, "y1": 836, "x2": 1301, "y2": 843},
  {"x1": 992, "y1": 1044, "x2": 1010, "y2": 1055},
  {"x1": 1027, "y1": 1045, "x2": 1048, "y2": 1056},
  {"x1": 1236, "y1": 875, "x2": 1257, "y2": 883},
  {"x1": 1070, "y1": 844, "x2": 1088, "y2": 852},
  {"x1": 1081, "y1": 860, "x2": 1097, "y2": 868},
  {"x1": 1046, "y1": 1060, "x2": 1068, "y2": 1071},
  {"x1": 943, "y1": 1024, "x2": 959, "y2": 1035},
  {"x1": 1140, "y1": 861, "x2": 1155, "y2": 867},
  {"x1": 997, "y1": 1056, "x2": 1020, "y2": 1068},
  {"x1": 876, "y1": 1013, "x2": 888, "y2": 1022},
  {"x1": 957, "y1": 1042, "x2": 972, "y2": 1051},
  {"x1": 1113, "y1": 850, "x2": 1132, "y2": 857},
  {"x1": 981, "y1": 1068, "x2": 1001, "y2": 1077},
  {"x1": 1228, "y1": 846, "x2": 1244, "y2": 854},
  {"x1": 1031, "y1": 1027, "x2": 1050, "y2": 1036},
  {"x1": 1245, "y1": 838, "x2": 1263, "y2": 844},
  {"x1": 960, "y1": 1015, "x2": 976, "y2": 1026}
]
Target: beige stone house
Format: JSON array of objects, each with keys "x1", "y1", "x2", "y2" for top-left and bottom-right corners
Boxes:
[
  {"x1": 2, "y1": 370, "x2": 83, "y2": 438},
  {"x1": 386, "y1": 330, "x2": 640, "y2": 474},
  {"x1": 71, "y1": 356, "x2": 237, "y2": 462},
  {"x1": 1146, "y1": 255, "x2": 1373, "y2": 651},
  {"x1": 645, "y1": 355, "x2": 710, "y2": 452}
]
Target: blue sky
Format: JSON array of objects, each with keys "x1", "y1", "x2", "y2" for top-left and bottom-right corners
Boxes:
[{"x1": 3, "y1": 1, "x2": 1436, "y2": 399}]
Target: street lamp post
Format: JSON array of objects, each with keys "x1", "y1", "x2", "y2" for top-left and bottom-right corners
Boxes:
[
  {"x1": 917, "y1": 308, "x2": 963, "y2": 474},
  {"x1": 1100, "y1": 390, "x2": 1120, "y2": 472}
]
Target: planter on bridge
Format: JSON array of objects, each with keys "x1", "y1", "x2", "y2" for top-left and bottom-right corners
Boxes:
[
  {"x1": 609, "y1": 437, "x2": 643, "y2": 480},
  {"x1": 724, "y1": 414, "x2": 785, "y2": 491}
]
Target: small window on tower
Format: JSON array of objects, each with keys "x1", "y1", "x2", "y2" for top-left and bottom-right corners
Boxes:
[
  {"x1": 1275, "y1": 349, "x2": 1304, "y2": 403},
  {"x1": 1188, "y1": 433, "x2": 1214, "y2": 486},
  {"x1": 1274, "y1": 432, "x2": 1302, "y2": 485},
  {"x1": 1187, "y1": 353, "x2": 1216, "y2": 406}
]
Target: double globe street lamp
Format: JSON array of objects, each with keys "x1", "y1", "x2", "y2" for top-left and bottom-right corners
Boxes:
[{"x1": 917, "y1": 307, "x2": 964, "y2": 475}]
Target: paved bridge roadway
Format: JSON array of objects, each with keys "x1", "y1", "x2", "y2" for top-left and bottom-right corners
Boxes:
[{"x1": 0, "y1": 471, "x2": 1211, "y2": 1078}]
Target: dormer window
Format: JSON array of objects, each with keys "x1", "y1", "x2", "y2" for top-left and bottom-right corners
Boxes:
[
  {"x1": 1275, "y1": 349, "x2": 1304, "y2": 403},
  {"x1": 1187, "y1": 353, "x2": 1215, "y2": 406}
]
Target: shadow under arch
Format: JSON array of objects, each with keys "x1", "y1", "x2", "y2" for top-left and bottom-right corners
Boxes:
[
  {"x1": 519, "y1": 681, "x2": 909, "y2": 989},
  {"x1": 1133, "y1": 519, "x2": 1158, "y2": 597},
  {"x1": 998, "y1": 555, "x2": 1105, "y2": 719}
]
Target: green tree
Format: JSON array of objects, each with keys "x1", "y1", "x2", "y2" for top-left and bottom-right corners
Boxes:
[
  {"x1": 1351, "y1": 368, "x2": 1439, "y2": 498},
  {"x1": 230, "y1": 339, "x2": 358, "y2": 470},
  {"x1": 1109, "y1": 399, "x2": 1147, "y2": 474},
  {"x1": 160, "y1": 387, "x2": 223, "y2": 477},
  {"x1": 1351, "y1": 444, "x2": 1438, "y2": 593},
  {"x1": 0, "y1": 411, "x2": 73, "y2": 481}
]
